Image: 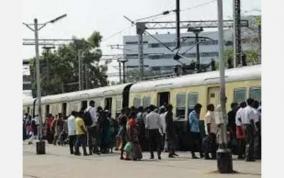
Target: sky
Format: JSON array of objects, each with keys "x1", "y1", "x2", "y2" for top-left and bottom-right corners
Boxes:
[{"x1": 22, "y1": 0, "x2": 261, "y2": 81}]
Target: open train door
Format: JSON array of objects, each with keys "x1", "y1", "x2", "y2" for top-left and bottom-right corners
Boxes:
[
  {"x1": 157, "y1": 92, "x2": 170, "y2": 107},
  {"x1": 207, "y1": 87, "x2": 220, "y2": 107}
]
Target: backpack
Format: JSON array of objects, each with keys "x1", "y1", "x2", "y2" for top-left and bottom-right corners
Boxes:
[{"x1": 84, "y1": 111, "x2": 93, "y2": 126}]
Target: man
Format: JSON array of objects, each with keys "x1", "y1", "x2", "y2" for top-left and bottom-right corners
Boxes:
[
  {"x1": 235, "y1": 101, "x2": 247, "y2": 159},
  {"x1": 145, "y1": 105, "x2": 162, "y2": 160},
  {"x1": 204, "y1": 104, "x2": 217, "y2": 159},
  {"x1": 227, "y1": 103, "x2": 239, "y2": 143},
  {"x1": 243, "y1": 98, "x2": 257, "y2": 161},
  {"x1": 159, "y1": 106, "x2": 167, "y2": 152},
  {"x1": 165, "y1": 104, "x2": 177, "y2": 158},
  {"x1": 117, "y1": 108, "x2": 128, "y2": 159},
  {"x1": 67, "y1": 111, "x2": 76, "y2": 154},
  {"x1": 188, "y1": 103, "x2": 203, "y2": 159},
  {"x1": 85, "y1": 100, "x2": 99, "y2": 155},
  {"x1": 75, "y1": 110, "x2": 88, "y2": 156},
  {"x1": 252, "y1": 100, "x2": 261, "y2": 160},
  {"x1": 45, "y1": 114, "x2": 54, "y2": 144}
]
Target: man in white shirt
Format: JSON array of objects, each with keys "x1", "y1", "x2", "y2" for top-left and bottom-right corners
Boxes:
[
  {"x1": 67, "y1": 111, "x2": 76, "y2": 154},
  {"x1": 204, "y1": 104, "x2": 217, "y2": 159},
  {"x1": 159, "y1": 106, "x2": 167, "y2": 151},
  {"x1": 235, "y1": 102, "x2": 246, "y2": 159},
  {"x1": 145, "y1": 105, "x2": 162, "y2": 160},
  {"x1": 85, "y1": 100, "x2": 99, "y2": 155},
  {"x1": 243, "y1": 98, "x2": 257, "y2": 161}
]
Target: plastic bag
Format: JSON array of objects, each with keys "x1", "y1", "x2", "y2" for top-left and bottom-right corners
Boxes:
[{"x1": 124, "y1": 142, "x2": 133, "y2": 153}]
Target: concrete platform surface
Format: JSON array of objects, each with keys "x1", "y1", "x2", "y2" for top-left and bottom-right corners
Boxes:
[{"x1": 23, "y1": 142, "x2": 261, "y2": 178}]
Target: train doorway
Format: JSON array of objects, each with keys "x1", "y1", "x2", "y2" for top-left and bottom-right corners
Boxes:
[
  {"x1": 62, "y1": 103, "x2": 67, "y2": 117},
  {"x1": 45, "y1": 105, "x2": 50, "y2": 117},
  {"x1": 207, "y1": 87, "x2": 220, "y2": 107},
  {"x1": 122, "y1": 84, "x2": 132, "y2": 108},
  {"x1": 157, "y1": 92, "x2": 170, "y2": 107}
]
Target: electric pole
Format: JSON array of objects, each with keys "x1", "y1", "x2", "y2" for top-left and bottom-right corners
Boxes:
[
  {"x1": 217, "y1": 0, "x2": 233, "y2": 173},
  {"x1": 136, "y1": 22, "x2": 146, "y2": 81},
  {"x1": 23, "y1": 14, "x2": 67, "y2": 155},
  {"x1": 176, "y1": 0, "x2": 181, "y2": 49},
  {"x1": 78, "y1": 50, "x2": 82, "y2": 90},
  {"x1": 233, "y1": 0, "x2": 241, "y2": 67}
]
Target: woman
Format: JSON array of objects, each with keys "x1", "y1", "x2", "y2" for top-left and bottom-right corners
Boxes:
[
  {"x1": 125, "y1": 112, "x2": 142, "y2": 160},
  {"x1": 100, "y1": 110, "x2": 111, "y2": 153}
]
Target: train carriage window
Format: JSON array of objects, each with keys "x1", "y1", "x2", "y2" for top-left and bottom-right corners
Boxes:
[
  {"x1": 116, "y1": 97, "x2": 122, "y2": 117},
  {"x1": 234, "y1": 88, "x2": 247, "y2": 104},
  {"x1": 133, "y1": 97, "x2": 141, "y2": 108},
  {"x1": 249, "y1": 87, "x2": 261, "y2": 102},
  {"x1": 143, "y1": 96, "x2": 151, "y2": 108},
  {"x1": 188, "y1": 92, "x2": 198, "y2": 115},
  {"x1": 105, "y1": 98, "x2": 112, "y2": 112},
  {"x1": 176, "y1": 93, "x2": 186, "y2": 120}
]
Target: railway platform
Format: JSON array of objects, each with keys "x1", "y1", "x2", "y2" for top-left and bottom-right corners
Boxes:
[{"x1": 23, "y1": 141, "x2": 261, "y2": 178}]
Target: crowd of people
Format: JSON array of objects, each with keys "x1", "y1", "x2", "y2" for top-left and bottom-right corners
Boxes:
[{"x1": 23, "y1": 98, "x2": 261, "y2": 162}]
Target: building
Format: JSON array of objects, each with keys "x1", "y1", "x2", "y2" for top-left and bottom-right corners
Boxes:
[
  {"x1": 123, "y1": 24, "x2": 260, "y2": 80},
  {"x1": 23, "y1": 59, "x2": 33, "y2": 99}
]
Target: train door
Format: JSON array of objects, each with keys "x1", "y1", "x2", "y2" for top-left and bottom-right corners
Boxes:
[
  {"x1": 45, "y1": 105, "x2": 50, "y2": 117},
  {"x1": 157, "y1": 92, "x2": 170, "y2": 107},
  {"x1": 207, "y1": 87, "x2": 220, "y2": 107},
  {"x1": 81, "y1": 100, "x2": 87, "y2": 111},
  {"x1": 62, "y1": 103, "x2": 67, "y2": 117},
  {"x1": 105, "y1": 97, "x2": 112, "y2": 112},
  {"x1": 122, "y1": 84, "x2": 132, "y2": 108}
]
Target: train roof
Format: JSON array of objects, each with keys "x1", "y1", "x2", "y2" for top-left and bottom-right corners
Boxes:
[
  {"x1": 130, "y1": 65, "x2": 261, "y2": 93},
  {"x1": 24, "y1": 83, "x2": 131, "y2": 106},
  {"x1": 42, "y1": 83, "x2": 131, "y2": 104}
]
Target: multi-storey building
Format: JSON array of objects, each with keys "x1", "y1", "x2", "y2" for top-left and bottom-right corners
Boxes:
[{"x1": 123, "y1": 25, "x2": 259, "y2": 78}]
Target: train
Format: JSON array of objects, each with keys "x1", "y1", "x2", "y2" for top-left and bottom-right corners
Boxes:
[{"x1": 23, "y1": 64, "x2": 261, "y2": 122}]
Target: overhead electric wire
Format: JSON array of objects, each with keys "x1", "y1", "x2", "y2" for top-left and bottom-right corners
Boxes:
[{"x1": 180, "y1": 0, "x2": 217, "y2": 12}]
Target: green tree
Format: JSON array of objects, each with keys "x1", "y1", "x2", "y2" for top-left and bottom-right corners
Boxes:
[{"x1": 30, "y1": 31, "x2": 108, "y2": 97}]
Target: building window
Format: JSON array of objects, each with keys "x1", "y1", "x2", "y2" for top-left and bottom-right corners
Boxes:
[
  {"x1": 149, "y1": 55, "x2": 161, "y2": 59},
  {"x1": 149, "y1": 43, "x2": 160, "y2": 48},
  {"x1": 126, "y1": 54, "x2": 138, "y2": 58},
  {"x1": 125, "y1": 41, "x2": 138, "y2": 45},
  {"x1": 151, "y1": 67, "x2": 161, "y2": 71},
  {"x1": 188, "y1": 92, "x2": 198, "y2": 115},
  {"x1": 249, "y1": 87, "x2": 261, "y2": 102},
  {"x1": 234, "y1": 88, "x2": 247, "y2": 104},
  {"x1": 176, "y1": 93, "x2": 186, "y2": 120}
]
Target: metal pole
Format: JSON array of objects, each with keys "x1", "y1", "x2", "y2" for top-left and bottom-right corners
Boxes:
[
  {"x1": 217, "y1": 0, "x2": 233, "y2": 173},
  {"x1": 233, "y1": 0, "x2": 241, "y2": 67},
  {"x1": 138, "y1": 32, "x2": 144, "y2": 81},
  {"x1": 34, "y1": 18, "x2": 43, "y2": 142},
  {"x1": 78, "y1": 50, "x2": 82, "y2": 90},
  {"x1": 176, "y1": 0, "x2": 181, "y2": 49},
  {"x1": 258, "y1": 24, "x2": 261, "y2": 64},
  {"x1": 195, "y1": 32, "x2": 200, "y2": 72},
  {"x1": 118, "y1": 60, "x2": 122, "y2": 83},
  {"x1": 122, "y1": 61, "x2": 126, "y2": 83}
]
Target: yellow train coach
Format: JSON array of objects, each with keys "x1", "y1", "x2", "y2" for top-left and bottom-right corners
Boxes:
[
  {"x1": 23, "y1": 65, "x2": 260, "y2": 123},
  {"x1": 129, "y1": 64, "x2": 261, "y2": 121}
]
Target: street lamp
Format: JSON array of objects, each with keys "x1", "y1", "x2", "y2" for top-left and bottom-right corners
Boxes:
[
  {"x1": 23, "y1": 14, "x2": 67, "y2": 154},
  {"x1": 217, "y1": 0, "x2": 233, "y2": 173},
  {"x1": 118, "y1": 58, "x2": 128, "y2": 83},
  {"x1": 187, "y1": 27, "x2": 203, "y2": 72}
]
